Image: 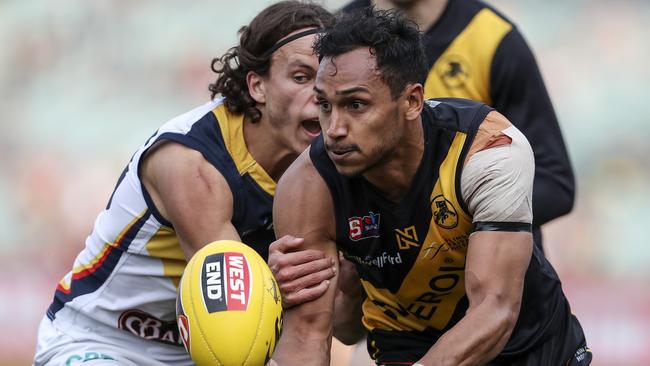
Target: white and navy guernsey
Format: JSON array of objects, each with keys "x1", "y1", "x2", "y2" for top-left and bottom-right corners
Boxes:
[{"x1": 45, "y1": 98, "x2": 276, "y2": 360}]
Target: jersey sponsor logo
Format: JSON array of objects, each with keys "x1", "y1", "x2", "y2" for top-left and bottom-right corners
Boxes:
[
  {"x1": 436, "y1": 54, "x2": 470, "y2": 89},
  {"x1": 348, "y1": 212, "x2": 381, "y2": 241},
  {"x1": 201, "y1": 252, "x2": 251, "y2": 313},
  {"x1": 347, "y1": 251, "x2": 403, "y2": 268},
  {"x1": 423, "y1": 242, "x2": 450, "y2": 260},
  {"x1": 395, "y1": 225, "x2": 420, "y2": 250},
  {"x1": 424, "y1": 235, "x2": 469, "y2": 260},
  {"x1": 65, "y1": 352, "x2": 115, "y2": 365},
  {"x1": 408, "y1": 263, "x2": 465, "y2": 322},
  {"x1": 118, "y1": 309, "x2": 183, "y2": 346},
  {"x1": 369, "y1": 263, "x2": 465, "y2": 324},
  {"x1": 431, "y1": 195, "x2": 458, "y2": 229}
]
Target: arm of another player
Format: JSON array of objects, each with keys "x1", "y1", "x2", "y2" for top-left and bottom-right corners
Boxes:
[
  {"x1": 490, "y1": 27, "x2": 575, "y2": 226},
  {"x1": 269, "y1": 242, "x2": 364, "y2": 344},
  {"x1": 270, "y1": 149, "x2": 339, "y2": 366},
  {"x1": 268, "y1": 236, "x2": 336, "y2": 309},
  {"x1": 416, "y1": 125, "x2": 535, "y2": 366},
  {"x1": 140, "y1": 141, "x2": 241, "y2": 259},
  {"x1": 144, "y1": 141, "x2": 339, "y2": 310},
  {"x1": 268, "y1": 242, "x2": 364, "y2": 343}
]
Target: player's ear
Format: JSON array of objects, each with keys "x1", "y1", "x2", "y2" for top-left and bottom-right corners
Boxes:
[
  {"x1": 247, "y1": 71, "x2": 266, "y2": 104},
  {"x1": 402, "y1": 83, "x2": 424, "y2": 121}
]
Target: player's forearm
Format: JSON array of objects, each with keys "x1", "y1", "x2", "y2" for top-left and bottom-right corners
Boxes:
[
  {"x1": 273, "y1": 308, "x2": 334, "y2": 365},
  {"x1": 417, "y1": 296, "x2": 520, "y2": 366}
]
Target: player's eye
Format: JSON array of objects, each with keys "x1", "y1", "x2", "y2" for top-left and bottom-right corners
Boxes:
[
  {"x1": 350, "y1": 100, "x2": 366, "y2": 110},
  {"x1": 293, "y1": 74, "x2": 309, "y2": 83},
  {"x1": 318, "y1": 100, "x2": 331, "y2": 113}
]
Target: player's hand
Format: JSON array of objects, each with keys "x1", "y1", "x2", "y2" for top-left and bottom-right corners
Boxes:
[
  {"x1": 268, "y1": 235, "x2": 336, "y2": 308},
  {"x1": 337, "y1": 252, "x2": 361, "y2": 297},
  {"x1": 266, "y1": 359, "x2": 279, "y2": 366}
]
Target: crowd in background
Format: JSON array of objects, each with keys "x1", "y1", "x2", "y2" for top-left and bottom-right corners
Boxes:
[{"x1": 1, "y1": 0, "x2": 649, "y2": 364}]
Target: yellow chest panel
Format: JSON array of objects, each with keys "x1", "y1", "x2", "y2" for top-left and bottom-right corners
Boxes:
[
  {"x1": 423, "y1": 8, "x2": 512, "y2": 104},
  {"x1": 362, "y1": 133, "x2": 474, "y2": 332}
]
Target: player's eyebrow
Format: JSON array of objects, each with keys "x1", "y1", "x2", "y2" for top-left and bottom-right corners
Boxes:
[
  {"x1": 313, "y1": 86, "x2": 325, "y2": 95},
  {"x1": 287, "y1": 60, "x2": 315, "y2": 70},
  {"x1": 313, "y1": 86, "x2": 370, "y2": 96},
  {"x1": 335, "y1": 86, "x2": 369, "y2": 96}
]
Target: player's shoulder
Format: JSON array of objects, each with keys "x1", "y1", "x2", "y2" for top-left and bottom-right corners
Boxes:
[
  {"x1": 425, "y1": 97, "x2": 485, "y2": 110},
  {"x1": 144, "y1": 97, "x2": 244, "y2": 188},
  {"x1": 424, "y1": 98, "x2": 493, "y2": 133},
  {"x1": 157, "y1": 98, "x2": 225, "y2": 135}
]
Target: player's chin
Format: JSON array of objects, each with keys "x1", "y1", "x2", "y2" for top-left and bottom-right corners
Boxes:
[{"x1": 332, "y1": 160, "x2": 365, "y2": 177}]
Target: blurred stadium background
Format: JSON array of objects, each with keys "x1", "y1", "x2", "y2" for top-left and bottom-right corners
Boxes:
[{"x1": 1, "y1": 0, "x2": 648, "y2": 364}]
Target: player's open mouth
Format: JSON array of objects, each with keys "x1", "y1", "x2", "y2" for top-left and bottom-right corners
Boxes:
[{"x1": 301, "y1": 119, "x2": 322, "y2": 138}]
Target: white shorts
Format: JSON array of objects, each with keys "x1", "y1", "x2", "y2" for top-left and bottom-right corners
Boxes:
[{"x1": 33, "y1": 317, "x2": 193, "y2": 366}]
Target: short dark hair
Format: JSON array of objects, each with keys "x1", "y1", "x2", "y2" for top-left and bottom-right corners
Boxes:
[
  {"x1": 314, "y1": 7, "x2": 428, "y2": 99},
  {"x1": 209, "y1": 1, "x2": 334, "y2": 122}
]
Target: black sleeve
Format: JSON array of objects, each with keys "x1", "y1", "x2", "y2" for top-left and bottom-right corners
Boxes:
[{"x1": 490, "y1": 27, "x2": 575, "y2": 227}]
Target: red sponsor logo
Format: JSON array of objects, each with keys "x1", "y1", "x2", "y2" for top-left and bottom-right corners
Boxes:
[
  {"x1": 202, "y1": 252, "x2": 252, "y2": 312},
  {"x1": 224, "y1": 253, "x2": 250, "y2": 311},
  {"x1": 117, "y1": 309, "x2": 182, "y2": 346}
]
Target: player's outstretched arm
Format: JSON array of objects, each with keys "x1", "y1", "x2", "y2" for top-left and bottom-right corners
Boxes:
[
  {"x1": 270, "y1": 149, "x2": 339, "y2": 366},
  {"x1": 140, "y1": 141, "x2": 241, "y2": 259}
]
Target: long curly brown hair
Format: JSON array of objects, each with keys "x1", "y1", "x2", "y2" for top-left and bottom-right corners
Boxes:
[{"x1": 209, "y1": 1, "x2": 334, "y2": 122}]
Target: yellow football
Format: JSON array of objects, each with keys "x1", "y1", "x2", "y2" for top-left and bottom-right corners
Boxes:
[{"x1": 177, "y1": 240, "x2": 283, "y2": 366}]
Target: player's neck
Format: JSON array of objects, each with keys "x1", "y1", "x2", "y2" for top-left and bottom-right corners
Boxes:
[
  {"x1": 243, "y1": 116, "x2": 298, "y2": 182},
  {"x1": 363, "y1": 117, "x2": 425, "y2": 202},
  {"x1": 373, "y1": 0, "x2": 448, "y2": 32}
]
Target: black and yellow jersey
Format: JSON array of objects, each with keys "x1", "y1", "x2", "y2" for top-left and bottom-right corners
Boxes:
[
  {"x1": 341, "y1": 0, "x2": 575, "y2": 250},
  {"x1": 310, "y1": 99, "x2": 571, "y2": 363}
]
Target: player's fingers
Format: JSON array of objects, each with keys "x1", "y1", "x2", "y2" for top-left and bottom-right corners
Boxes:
[
  {"x1": 279, "y1": 267, "x2": 336, "y2": 296},
  {"x1": 268, "y1": 250, "x2": 329, "y2": 278},
  {"x1": 280, "y1": 249, "x2": 328, "y2": 266},
  {"x1": 268, "y1": 238, "x2": 309, "y2": 274},
  {"x1": 268, "y1": 235, "x2": 304, "y2": 254},
  {"x1": 275, "y1": 257, "x2": 334, "y2": 282},
  {"x1": 283, "y1": 280, "x2": 331, "y2": 308}
]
